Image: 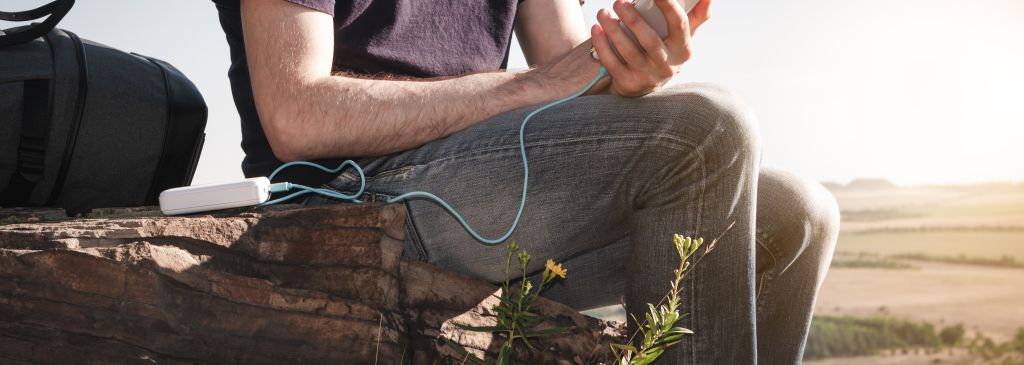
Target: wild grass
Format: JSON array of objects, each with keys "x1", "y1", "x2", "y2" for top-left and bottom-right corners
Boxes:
[
  {"x1": 830, "y1": 252, "x2": 917, "y2": 270},
  {"x1": 830, "y1": 249, "x2": 1024, "y2": 270},
  {"x1": 965, "y1": 329, "x2": 1024, "y2": 364},
  {"x1": 805, "y1": 316, "x2": 1024, "y2": 364},
  {"x1": 891, "y1": 253, "x2": 1024, "y2": 269},
  {"x1": 804, "y1": 316, "x2": 956, "y2": 359},
  {"x1": 837, "y1": 231, "x2": 1024, "y2": 261},
  {"x1": 447, "y1": 234, "x2": 709, "y2": 365},
  {"x1": 446, "y1": 242, "x2": 569, "y2": 365},
  {"x1": 610, "y1": 234, "x2": 704, "y2": 365}
]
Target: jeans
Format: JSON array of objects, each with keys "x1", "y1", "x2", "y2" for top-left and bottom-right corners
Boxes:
[{"x1": 307, "y1": 83, "x2": 840, "y2": 364}]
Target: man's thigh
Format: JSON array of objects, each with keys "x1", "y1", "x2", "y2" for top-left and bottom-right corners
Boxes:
[{"x1": 317, "y1": 82, "x2": 745, "y2": 283}]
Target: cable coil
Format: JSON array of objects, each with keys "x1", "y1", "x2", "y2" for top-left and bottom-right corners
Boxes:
[{"x1": 264, "y1": 67, "x2": 609, "y2": 245}]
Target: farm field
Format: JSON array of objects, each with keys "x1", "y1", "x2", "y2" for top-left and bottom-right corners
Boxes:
[
  {"x1": 814, "y1": 260, "x2": 1024, "y2": 341},
  {"x1": 837, "y1": 231, "x2": 1024, "y2": 261},
  {"x1": 585, "y1": 181, "x2": 1024, "y2": 364},
  {"x1": 809, "y1": 181, "x2": 1024, "y2": 364},
  {"x1": 806, "y1": 350, "x2": 980, "y2": 365}
]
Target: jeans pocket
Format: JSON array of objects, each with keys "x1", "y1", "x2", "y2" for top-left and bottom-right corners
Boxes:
[
  {"x1": 325, "y1": 166, "x2": 429, "y2": 261},
  {"x1": 344, "y1": 189, "x2": 430, "y2": 263},
  {"x1": 401, "y1": 200, "x2": 430, "y2": 262},
  {"x1": 369, "y1": 192, "x2": 429, "y2": 262}
]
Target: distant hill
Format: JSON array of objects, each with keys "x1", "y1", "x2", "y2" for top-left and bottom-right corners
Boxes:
[
  {"x1": 824, "y1": 179, "x2": 1023, "y2": 192},
  {"x1": 821, "y1": 181, "x2": 846, "y2": 191},
  {"x1": 824, "y1": 178, "x2": 898, "y2": 191}
]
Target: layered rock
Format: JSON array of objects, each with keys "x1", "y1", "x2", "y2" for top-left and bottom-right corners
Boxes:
[{"x1": 0, "y1": 205, "x2": 624, "y2": 364}]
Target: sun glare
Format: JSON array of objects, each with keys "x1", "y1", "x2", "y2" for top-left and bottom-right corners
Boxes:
[{"x1": 578, "y1": 0, "x2": 1024, "y2": 185}]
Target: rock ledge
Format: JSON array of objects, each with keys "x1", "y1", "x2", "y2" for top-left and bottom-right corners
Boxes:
[{"x1": 0, "y1": 204, "x2": 623, "y2": 364}]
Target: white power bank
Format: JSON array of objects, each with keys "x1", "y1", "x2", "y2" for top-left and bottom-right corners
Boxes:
[{"x1": 159, "y1": 177, "x2": 271, "y2": 215}]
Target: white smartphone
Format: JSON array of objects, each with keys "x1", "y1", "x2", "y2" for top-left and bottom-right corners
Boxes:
[
  {"x1": 593, "y1": 0, "x2": 702, "y2": 60},
  {"x1": 631, "y1": 0, "x2": 701, "y2": 39}
]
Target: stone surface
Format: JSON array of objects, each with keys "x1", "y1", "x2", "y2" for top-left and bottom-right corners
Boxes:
[{"x1": 0, "y1": 204, "x2": 624, "y2": 364}]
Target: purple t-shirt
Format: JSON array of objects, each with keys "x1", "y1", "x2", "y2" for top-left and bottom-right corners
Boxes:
[
  {"x1": 298, "y1": 0, "x2": 518, "y2": 76},
  {"x1": 212, "y1": 0, "x2": 519, "y2": 185}
]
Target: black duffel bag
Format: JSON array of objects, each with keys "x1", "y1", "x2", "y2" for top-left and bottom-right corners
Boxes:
[{"x1": 0, "y1": 0, "x2": 207, "y2": 215}]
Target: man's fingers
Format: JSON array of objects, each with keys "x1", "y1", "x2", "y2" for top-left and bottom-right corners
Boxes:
[
  {"x1": 655, "y1": 0, "x2": 692, "y2": 63},
  {"x1": 655, "y1": 0, "x2": 688, "y2": 44},
  {"x1": 591, "y1": 24, "x2": 629, "y2": 77},
  {"x1": 688, "y1": 0, "x2": 712, "y2": 34},
  {"x1": 597, "y1": 7, "x2": 645, "y2": 68},
  {"x1": 612, "y1": 0, "x2": 670, "y2": 63}
]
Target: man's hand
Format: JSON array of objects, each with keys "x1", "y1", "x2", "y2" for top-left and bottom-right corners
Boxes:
[
  {"x1": 526, "y1": 40, "x2": 610, "y2": 98},
  {"x1": 592, "y1": 0, "x2": 712, "y2": 97}
]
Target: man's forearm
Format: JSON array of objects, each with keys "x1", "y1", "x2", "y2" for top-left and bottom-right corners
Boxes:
[
  {"x1": 240, "y1": 0, "x2": 604, "y2": 162},
  {"x1": 284, "y1": 70, "x2": 556, "y2": 161}
]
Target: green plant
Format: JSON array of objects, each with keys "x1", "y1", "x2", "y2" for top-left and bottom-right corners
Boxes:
[
  {"x1": 805, "y1": 317, "x2": 1024, "y2": 363},
  {"x1": 939, "y1": 323, "x2": 965, "y2": 347},
  {"x1": 966, "y1": 329, "x2": 1024, "y2": 364},
  {"x1": 446, "y1": 233, "x2": 708, "y2": 365},
  {"x1": 610, "y1": 234, "x2": 704, "y2": 365},
  {"x1": 447, "y1": 242, "x2": 568, "y2": 365},
  {"x1": 890, "y1": 253, "x2": 1024, "y2": 269},
  {"x1": 803, "y1": 315, "x2": 946, "y2": 359},
  {"x1": 968, "y1": 332, "x2": 1002, "y2": 361}
]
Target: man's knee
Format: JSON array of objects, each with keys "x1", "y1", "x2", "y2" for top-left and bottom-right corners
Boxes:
[
  {"x1": 796, "y1": 175, "x2": 840, "y2": 250},
  {"x1": 758, "y1": 169, "x2": 841, "y2": 271},
  {"x1": 655, "y1": 83, "x2": 761, "y2": 168},
  {"x1": 623, "y1": 83, "x2": 761, "y2": 206}
]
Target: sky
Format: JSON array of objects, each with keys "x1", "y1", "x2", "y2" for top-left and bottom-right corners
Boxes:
[{"x1": 5, "y1": 0, "x2": 1024, "y2": 186}]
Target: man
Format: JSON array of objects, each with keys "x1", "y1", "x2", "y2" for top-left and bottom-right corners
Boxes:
[{"x1": 213, "y1": 0, "x2": 839, "y2": 363}]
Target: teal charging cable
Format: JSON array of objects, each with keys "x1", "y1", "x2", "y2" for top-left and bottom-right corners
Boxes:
[{"x1": 264, "y1": 67, "x2": 609, "y2": 245}]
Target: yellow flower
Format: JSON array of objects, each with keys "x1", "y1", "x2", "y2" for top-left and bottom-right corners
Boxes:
[{"x1": 545, "y1": 259, "x2": 567, "y2": 279}]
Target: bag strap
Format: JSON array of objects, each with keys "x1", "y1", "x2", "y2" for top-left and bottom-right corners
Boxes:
[
  {"x1": 44, "y1": 29, "x2": 89, "y2": 208},
  {"x1": 0, "y1": 80, "x2": 53, "y2": 206},
  {"x1": 139, "y1": 56, "x2": 209, "y2": 204},
  {"x1": 0, "y1": 0, "x2": 75, "y2": 47}
]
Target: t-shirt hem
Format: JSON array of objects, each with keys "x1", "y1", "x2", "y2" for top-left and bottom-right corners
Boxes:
[{"x1": 285, "y1": 0, "x2": 334, "y2": 16}]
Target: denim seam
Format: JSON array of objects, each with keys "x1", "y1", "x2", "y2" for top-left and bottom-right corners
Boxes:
[
  {"x1": 689, "y1": 109, "x2": 735, "y2": 364},
  {"x1": 339, "y1": 135, "x2": 697, "y2": 196},
  {"x1": 678, "y1": 138, "x2": 707, "y2": 365},
  {"x1": 753, "y1": 234, "x2": 774, "y2": 319},
  {"x1": 403, "y1": 200, "x2": 429, "y2": 262},
  {"x1": 317, "y1": 184, "x2": 431, "y2": 261},
  {"x1": 632, "y1": 138, "x2": 708, "y2": 232},
  {"x1": 417, "y1": 134, "x2": 698, "y2": 171},
  {"x1": 658, "y1": 136, "x2": 706, "y2": 364},
  {"x1": 324, "y1": 137, "x2": 650, "y2": 190},
  {"x1": 335, "y1": 165, "x2": 415, "y2": 185},
  {"x1": 308, "y1": 184, "x2": 351, "y2": 203},
  {"x1": 369, "y1": 165, "x2": 415, "y2": 181},
  {"x1": 754, "y1": 236, "x2": 779, "y2": 303},
  {"x1": 756, "y1": 231, "x2": 785, "y2": 268}
]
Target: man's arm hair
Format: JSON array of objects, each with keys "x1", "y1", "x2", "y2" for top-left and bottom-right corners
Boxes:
[
  {"x1": 515, "y1": 0, "x2": 590, "y2": 66},
  {"x1": 241, "y1": 0, "x2": 571, "y2": 161}
]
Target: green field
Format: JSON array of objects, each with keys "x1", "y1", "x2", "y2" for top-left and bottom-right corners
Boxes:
[
  {"x1": 837, "y1": 231, "x2": 1024, "y2": 261},
  {"x1": 589, "y1": 182, "x2": 1024, "y2": 364}
]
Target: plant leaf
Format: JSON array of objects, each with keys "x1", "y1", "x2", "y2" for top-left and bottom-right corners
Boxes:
[
  {"x1": 443, "y1": 339, "x2": 489, "y2": 365},
  {"x1": 524, "y1": 326, "x2": 569, "y2": 337},
  {"x1": 498, "y1": 345, "x2": 512, "y2": 365},
  {"x1": 610, "y1": 343, "x2": 638, "y2": 352}
]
